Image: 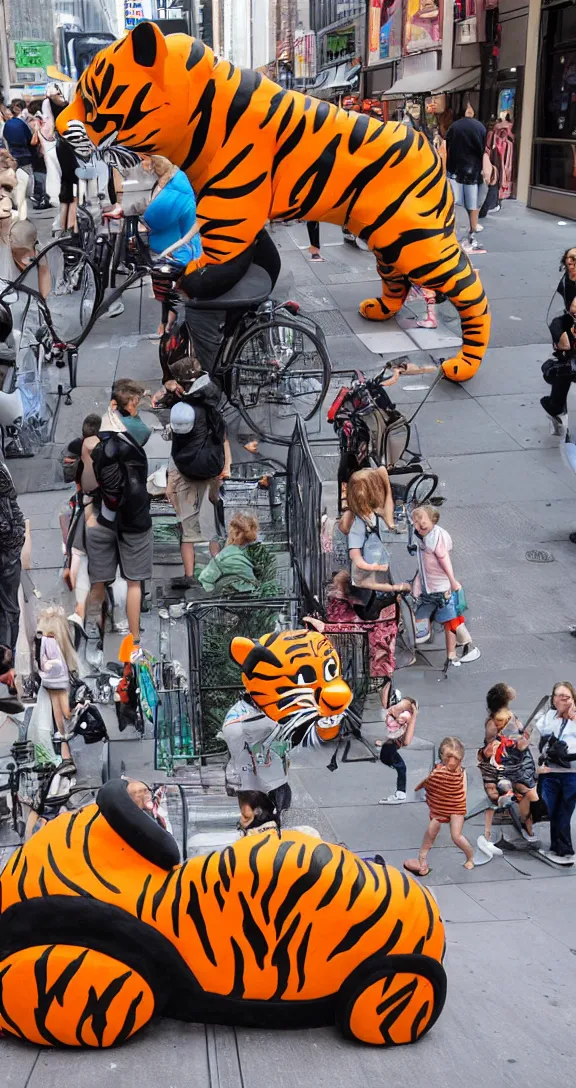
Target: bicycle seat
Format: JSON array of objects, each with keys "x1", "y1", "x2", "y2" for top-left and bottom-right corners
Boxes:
[{"x1": 184, "y1": 265, "x2": 272, "y2": 311}]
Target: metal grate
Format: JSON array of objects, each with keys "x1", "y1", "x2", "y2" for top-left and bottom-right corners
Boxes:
[{"x1": 312, "y1": 310, "x2": 352, "y2": 337}]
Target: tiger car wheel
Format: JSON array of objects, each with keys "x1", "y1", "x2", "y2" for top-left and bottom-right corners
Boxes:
[
  {"x1": 335, "y1": 953, "x2": 447, "y2": 1046},
  {"x1": 0, "y1": 944, "x2": 155, "y2": 1047}
]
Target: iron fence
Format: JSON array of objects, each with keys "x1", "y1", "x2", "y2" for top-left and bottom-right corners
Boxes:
[{"x1": 286, "y1": 416, "x2": 323, "y2": 608}]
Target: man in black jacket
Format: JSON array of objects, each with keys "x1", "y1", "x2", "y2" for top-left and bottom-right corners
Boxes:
[
  {"x1": 0, "y1": 459, "x2": 25, "y2": 656},
  {"x1": 84, "y1": 379, "x2": 152, "y2": 651}
]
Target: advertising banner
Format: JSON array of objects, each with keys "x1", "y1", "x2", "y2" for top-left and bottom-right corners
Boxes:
[
  {"x1": 294, "y1": 30, "x2": 317, "y2": 78},
  {"x1": 404, "y1": 0, "x2": 441, "y2": 53},
  {"x1": 368, "y1": 0, "x2": 402, "y2": 65}
]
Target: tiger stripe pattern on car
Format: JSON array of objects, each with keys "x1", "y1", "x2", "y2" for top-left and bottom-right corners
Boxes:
[{"x1": 57, "y1": 22, "x2": 490, "y2": 380}]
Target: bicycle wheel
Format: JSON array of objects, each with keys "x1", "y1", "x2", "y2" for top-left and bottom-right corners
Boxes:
[
  {"x1": 227, "y1": 316, "x2": 331, "y2": 444},
  {"x1": 406, "y1": 473, "x2": 438, "y2": 508}
]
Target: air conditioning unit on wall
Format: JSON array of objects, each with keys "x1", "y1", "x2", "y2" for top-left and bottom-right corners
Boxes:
[{"x1": 455, "y1": 17, "x2": 477, "y2": 44}]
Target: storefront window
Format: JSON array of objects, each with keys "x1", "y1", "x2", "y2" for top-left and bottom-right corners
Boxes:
[
  {"x1": 537, "y1": 48, "x2": 576, "y2": 139},
  {"x1": 533, "y1": 141, "x2": 576, "y2": 192}
]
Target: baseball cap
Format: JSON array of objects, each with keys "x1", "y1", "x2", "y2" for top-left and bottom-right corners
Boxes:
[{"x1": 170, "y1": 401, "x2": 196, "y2": 434}]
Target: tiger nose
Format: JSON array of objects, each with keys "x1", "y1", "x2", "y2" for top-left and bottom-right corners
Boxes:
[{"x1": 318, "y1": 677, "x2": 352, "y2": 718}]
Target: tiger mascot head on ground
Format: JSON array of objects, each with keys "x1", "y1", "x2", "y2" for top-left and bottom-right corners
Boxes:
[{"x1": 230, "y1": 629, "x2": 352, "y2": 745}]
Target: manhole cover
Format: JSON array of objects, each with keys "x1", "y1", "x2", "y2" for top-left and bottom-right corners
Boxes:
[{"x1": 525, "y1": 549, "x2": 555, "y2": 563}]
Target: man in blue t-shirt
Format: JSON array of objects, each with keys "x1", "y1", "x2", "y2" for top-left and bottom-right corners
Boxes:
[{"x1": 3, "y1": 100, "x2": 32, "y2": 169}]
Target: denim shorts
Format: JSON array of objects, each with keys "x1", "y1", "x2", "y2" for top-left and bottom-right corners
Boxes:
[
  {"x1": 448, "y1": 175, "x2": 479, "y2": 212},
  {"x1": 416, "y1": 591, "x2": 458, "y2": 624}
]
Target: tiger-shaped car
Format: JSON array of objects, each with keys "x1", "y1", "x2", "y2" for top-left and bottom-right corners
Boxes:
[
  {"x1": 0, "y1": 779, "x2": 446, "y2": 1048},
  {"x1": 57, "y1": 22, "x2": 489, "y2": 380}
]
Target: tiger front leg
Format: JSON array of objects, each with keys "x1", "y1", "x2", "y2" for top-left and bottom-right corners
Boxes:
[{"x1": 359, "y1": 257, "x2": 409, "y2": 322}]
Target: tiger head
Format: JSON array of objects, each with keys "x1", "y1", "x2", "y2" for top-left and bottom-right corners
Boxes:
[
  {"x1": 56, "y1": 23, "x2": 213, "y2": 168},
  {"x1": 230, "y1": 630, "x2": 352, "y2": 747}
]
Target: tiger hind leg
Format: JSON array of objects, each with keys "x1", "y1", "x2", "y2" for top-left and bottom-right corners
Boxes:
[
  {"x1": 0, "y1": 944, "x2": 155, "y2": 1047},
  {"x1": 359, "y1": 259, "x2": 409, "y2": 322},
  {"x1": 336, "y1": 953, "x2": 447, "y2": 1046}
]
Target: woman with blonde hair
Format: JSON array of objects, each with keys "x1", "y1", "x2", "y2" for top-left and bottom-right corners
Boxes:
[
  {"x1": 141, "y1": 154, "x2": 201, "y2": 336},
  {"x1": 36, "y1": 605, "x2": 78, "y2": 775}
]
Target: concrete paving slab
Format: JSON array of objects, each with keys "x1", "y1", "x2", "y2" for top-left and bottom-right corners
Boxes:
[
  {"x1": 323, "y1": 803, "x2": 439, "y2": 851},
  {"x1": 408, "y1": 399, "x2": 522, "y2": 456},
  {"x1": 465, "y1": 344, "x2": 553, "y2": 396},
  {"x1": 512, "y1": 498, "x2": 576, "y2": 539},
  {"x1": 0, "y1": 1036, "x2": 40, "y2": 1085},
  {"x1": 284, "y1": 221, "x2": 346, "y2": 249},
  {"x1": 486, "y1": 296, "x2": 555, "y2": 348},
  {"x1": 54, "y1": 387, "x2": 112, "y2": 444},
  {"x1": 292, "y1": 752, "x2": 434, "y2": 808},
  {"x1": 29, "y1": 527, "x2": 67, "y2": 570},
  {"x1": 429, "y1": 882, "x2": 517, "y2": 922},
  {"x1": 26, "y1": 1020, "x2": 210, "y2": 1088},
  {"x1": 478, "y1": 393, "x2": 566, "y2": 449},
  {"x1": 428, "y1": 450, "x2": 576, "y2": 503},
  {"x1": 357, "y1": 328, "x2": 418, "y2": 354}
]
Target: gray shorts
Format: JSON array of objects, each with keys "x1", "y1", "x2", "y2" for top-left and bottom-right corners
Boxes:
[{"x1": 86, "y1": 522, "x2": 153, "y2": 583}]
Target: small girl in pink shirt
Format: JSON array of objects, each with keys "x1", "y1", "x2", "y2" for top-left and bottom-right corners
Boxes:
[{"x1": 411, "y1": 506, "x2": 480, "y2": 671}]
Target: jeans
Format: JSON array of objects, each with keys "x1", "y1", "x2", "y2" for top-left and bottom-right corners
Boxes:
[
  {"x1": 33, "y1": 171, "x2": 46, "y2": 203},
  {"x1": 379, "y1": 741, "x2": 407, "y2": 793},
  {"x1": 546, "y1": 374, "x2": 572, "y2": 417},
  {"x1": 0, "y1": 553, "x2": 21, "y2": 653},
  {"x1": 448, "y1": 175, "x2": 479, "y2": 212},
  {"x1": 541, "y1": 771, "x2": 576, "y2": 856}
]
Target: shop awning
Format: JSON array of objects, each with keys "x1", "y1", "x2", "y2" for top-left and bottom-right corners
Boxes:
[
  {"x1": 310, "y1": 62, "x2": 360, "y2": 99},
  {"x1": 380, "y1": 66, "x2": 481, "y2": 99}
]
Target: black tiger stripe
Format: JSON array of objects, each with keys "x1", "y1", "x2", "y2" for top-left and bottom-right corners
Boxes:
[
  {"x1": 348, "y1": 113, "x2": 370, "y2": 154},
  {"x1": 328, "y1": 868, "x2": 395, "y2": 960},
  {"x1": 313, "y1": 101, "x2": 331, "y2": 133},
  {"x1": 224, "y1": 70, "x2": 262, "y2": 145},
  {"x1": 99, "y1": 64, "x2": 115, "y2": 105},
  {"x1": 304, "y1": 96, "x2": 312, "y2": 111},
  {"x1": 260, "y1": 91, "x2": 285, "y2": 129},
  {"x1": 296, "y1": 921, "x2": 312, "y2": 992},
  {"x1": 151, "y1": 869, "x2": 174, "y2": 920},
  {"x1": 200, "y1": 851, "x2": 214, "y2": 894},
  {"x1": 223, "y1": 845, "x2": 236, "y2": 878},
  {"x1": 187, "y1": 881, "x2": 217, "y2": 965},
  {"x1": 229, "y1": 937, "x2": 245, "y2": 998},
  {"x1": 0, "y1": 965, "x2": 25, "y2": 1038},
  {"x1": 296, "y1": 844, "x2": 306, "y2": 868},
  {"x1": 136, "y1": 873, "x2": 152, "y2": 919},
  {"x1": 411, "y1": 999, "x2": 431, "y2": 1042},
  {"x1": 10, "y1": 845, "x2": 23, "y2": 875},
  {"x1": 376, "y1": 226, "x2": 448, "y2": 266},
  {"x1": 76, "y1": 967, "x2": 135, "y2": 1046},
  {"x1": 38, "y1": 866, "x2": 48, "y2": 898},
  {"x1": 113, "y1": 990, "x2": 146, "y2": 1047},
  {"x1": 124, "y1": 83, "x2": 159, "y2": 131},
  {"x1": 376, "y1": 976, "x2": 418, "y2": 1030},
  {"x1": 95, "y1": 58, "x2": 106, "y2": 76},
  {"x1": 218, "y1": 849, "x2": 231, "y2": 893},
  {"x1": 47, "y1": 844, "x2": 94, "y2": 898},
  {"x1": 288, "y1": 133, "x2": 342, "y2": 217},
  {"x1": 35, "y1": 946, "x2": 90, "y2": 1046},
  {"x1": 367, "y1": 122, "x2": 386, "y2": 144},
  {"x1": 201, "y1": 167, "x2": 267, "y2": 202},
  {"x1": 199, "y1": 216, "x2": 244, "y2": 235},
  {"x1": 226, "y1": 63, "x2": 236, "y2": 80},
  {"x1": 334, "y1": 132, "x2": 415, "y2": 220},
  {"x1": 239, "y1": 891, "x2": 268, "y2": 969},
  {"x1": 186, "y1": 39, "x2": 206, "y2": 69},
  {"x1": 357, "y1": 157, "x2": 438, "y2": 241},
  {"x1": 421, "y1": 886, "x2": 435, "y2": 940},
  {"x1": 107, "y1": 84, "x2": 128, "y2": 108},
  {"x1": 273, "y1": 843, "x2": 332, "y2": 937},
  {"x1": 400, "y1": 871, "x2": 411, "y2": 898},
  {"x1": 83, "y1": 811, "x2": 121, "y2": 894},
  {"x1": 182, "y1": 78, "x2": 216, "y2": 171},
  {"x1": 412, "y1": 935, "x2": 425, "y2": 954},
  {"x1": 272, "y1": 912, "x2": 301, "y2": 999},
  {"x1": 249, "y1": 833, "x2": 271, "y2": 896},
  {"x1": 347, "y1": 858, "x2": 366, "y2": 910},
  {"x1": 364, "y1": 860, "x2": 380, "y2": 891},
  {"x1": 17, "y1": 857, "x2": 27, "y2": 901},
  {"x1": 317, "y1": 850, "x2": 345, "y2": 909},
  {"x1": 262, "y1": 840, "x2": 293, "y2": 925},
  {"x1": 172, "y1": 866, "x2": 185, "y2": 937},
  {"x1": 214, "y1": 880, "x2": 225, "y2": 911},
  {"x1": 276, "y1": 99, "x2": 295, "y2": 141}
]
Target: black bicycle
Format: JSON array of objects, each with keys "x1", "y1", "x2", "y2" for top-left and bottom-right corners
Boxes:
[{"x1": 85, "y1": 255, "x2": 332, "y2": 446}]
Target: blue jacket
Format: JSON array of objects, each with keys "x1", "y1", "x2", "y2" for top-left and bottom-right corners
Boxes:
[
  {"x1": 3, "y1": 118, "x2": 32, "y2": 166},
  {"x1": 143, "y1": 170, "x2": 202, "y2": 266}
]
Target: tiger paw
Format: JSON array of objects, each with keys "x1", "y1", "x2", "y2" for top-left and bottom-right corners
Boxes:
[
  {"x1": 441, "y1": 354, "x2": 482, "y2": 382},
  {"x1": 359, "y1": 298, "x2": 398, "y2": 322}
]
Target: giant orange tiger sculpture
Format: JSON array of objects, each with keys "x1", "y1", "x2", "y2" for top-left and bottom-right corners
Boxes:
[
  {"x1": 57, "y1": 22, "x2": 489, "y2": 380},
  {"x1": 0, "y1": 779, "x2": 446, "y2": 1048}
]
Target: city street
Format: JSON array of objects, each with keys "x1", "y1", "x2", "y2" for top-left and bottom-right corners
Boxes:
[{"x1": 2, "y1": 200, "x2": 576, "y2": 1087}]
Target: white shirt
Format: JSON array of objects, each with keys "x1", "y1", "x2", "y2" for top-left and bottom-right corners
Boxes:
[
  {"x1": 221, "y1": 698, "x2": 288, "y2": 792},
  {"x1": 538, "y1": 708, "x2": 576, "y2": 756}
]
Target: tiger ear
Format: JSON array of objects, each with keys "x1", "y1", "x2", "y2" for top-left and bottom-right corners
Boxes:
[
  {"x1": 230, "y1": 637, "x2": 257, "y2": 669},
  {"x1": 129, "y1": 22, "x2": 168, "y2": 72}
]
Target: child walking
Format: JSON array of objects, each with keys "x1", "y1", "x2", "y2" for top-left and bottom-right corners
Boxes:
[
  {"x1": 405, "y1": 736, "x2": 474, "y2": 876},
  {"x1": 36, "y1": 605, "x2": 79, "y2": 776},
  {"x1": 411, "y1": 505, "x2": 480, "y2": 670},
  {"x1": 378, "y1": 697, "x2": 418, "y2": 805}
]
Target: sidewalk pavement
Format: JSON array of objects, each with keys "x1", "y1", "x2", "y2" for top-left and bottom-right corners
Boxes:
[{"x1": 2, "y1": 202, "x2": 576, "y2": 1087}]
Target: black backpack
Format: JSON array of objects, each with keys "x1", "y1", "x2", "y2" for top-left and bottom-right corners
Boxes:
[{"x1": 172, "y1": 401, "x2": 225, "y2": 481}]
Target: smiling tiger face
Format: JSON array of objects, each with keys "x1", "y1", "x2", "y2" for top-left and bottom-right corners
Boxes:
[{"x1": 230, "y1": 630, "x2": 352, "y2": 746}]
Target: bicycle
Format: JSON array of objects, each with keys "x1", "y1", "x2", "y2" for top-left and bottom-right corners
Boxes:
[{"x1": 83, "y1": 252, "x2": 332, "y2": 446}]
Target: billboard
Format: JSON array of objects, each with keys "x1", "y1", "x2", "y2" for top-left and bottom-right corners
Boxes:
[
  {"x1": 368, "y1": 0, "x2": 402, "y2": 64},
  {"x1": 294, "y1": 30, "x2": 317, "y2": 79},
  {"x1": 404, "y1": 0, "x2": 441, "y2": 53}
]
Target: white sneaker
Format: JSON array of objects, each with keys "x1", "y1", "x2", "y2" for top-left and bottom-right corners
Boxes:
[
  {"x1": 474, "y1": 223, "x2": 484, "y2": 232},
  {"x1": 102, "y1": 298, "x2": 125, "y2": 319},
  {"x1": 477, "y1": 835, "x2": 503, "y2": 857},
  {"x1": 379, "y1": 791, "x2": 407, "y2": 805},
  {"x1": 540, "y1": 849, "x2": 574, "y2": 865},
  {"x1": 460, "y1": 644, "x2": 481, "y2": 663}
]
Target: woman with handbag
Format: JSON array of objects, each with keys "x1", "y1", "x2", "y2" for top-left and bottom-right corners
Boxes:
[
  {"x1": 541, "y1": 283, "x2": 576, "y2": 430},
  {"x1": 411, "y1": 505, "x2": 480, "y2": 670}
]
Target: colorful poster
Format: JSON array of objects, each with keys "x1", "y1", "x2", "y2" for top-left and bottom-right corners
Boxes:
[
  {"x1": 14, "y1": 41, "x2": 54, "y2": 71},
  {"x1": 294, "y1": 31, "x2": 317, "y2": 79},
  {"x1": 368, "y1": 0, "x2": 402, "y2": 64},
  {"x1": 404, "y1": 0, "x2": 441, "y2": 53}
]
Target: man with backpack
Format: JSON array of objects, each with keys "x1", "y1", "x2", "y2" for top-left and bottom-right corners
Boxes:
[
  {"x1": 84, "y1": 379, "x2": 152, "y2": 654},
  {"x1": 166, "y1": 373, "x2": 231, "y2": 589}
]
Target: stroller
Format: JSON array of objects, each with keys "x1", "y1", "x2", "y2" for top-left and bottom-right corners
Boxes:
[{"x1": 327, "y1": 359, "x2": 440, "y2": 520}]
